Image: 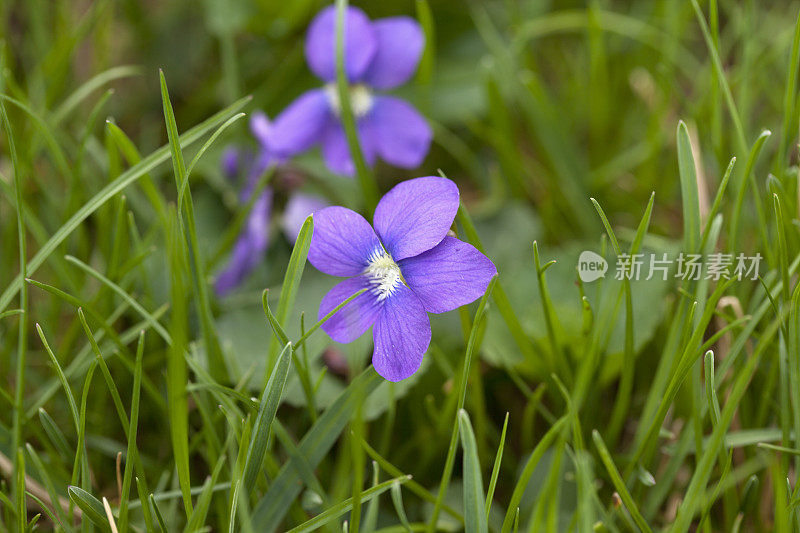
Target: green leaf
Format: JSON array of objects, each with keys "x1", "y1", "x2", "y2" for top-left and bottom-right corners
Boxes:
[
  {"x1": 266, "y1": 215, "x2": 313, "y2": 378},
  {"x1": 334, "y1": 0, "x2": 378, "y2": 212},
  {"x1": 458, "y1": 410, "x2": 487, "y2": 533},
  {"x1": 160, "y1": 69, "x2": 229, "y2": 383},
  {"x1": 68, "y1": 486, "x2": 111, "y2": 533},
  {"x1": 676, "y1": 120, "x2": 701, "y2": 253},
  {"x1": 592, "y1": 430, "x2": 653, "y2": 533},
  {"x1": 243, "y1": 342, "x2": 292, "y2": 495},
  {"x1": 286, "y1": 476, "x2": 411, "y2": 533},
  {"x1": 251, "y1": 367, "x2": 383, "y2": 531}
]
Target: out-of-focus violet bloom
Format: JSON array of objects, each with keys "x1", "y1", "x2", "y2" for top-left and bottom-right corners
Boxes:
[
  {"x1": 214, "y1": 128, "x2": 275, "y2": 296},
  {"x1": 281, "y1": 193, "x2": 330, "y2": 243},
  {"x1": 215, "y1": 188, "x2": 273, "y2": 295},
  {"x1": 308, "y1": 176, "x2": 496, "y2": 382},
  {"x1": 258, "y1": 6, "x2": 432, "y2": 176}
]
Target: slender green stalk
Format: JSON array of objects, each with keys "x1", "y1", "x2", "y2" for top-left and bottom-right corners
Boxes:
[{"x1": 334, "y1": 0, "x2": 379, "y2": 213}]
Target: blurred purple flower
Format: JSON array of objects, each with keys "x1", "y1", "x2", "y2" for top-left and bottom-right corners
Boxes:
[
  {"x1": 307, "y1": 176, "x2": 496, "y2": 382},
  {"x1": 281, "y1": 192, "x2": 329, "y2": 243},
  {"x1": 215, "y1": 188, "x2": 273, "y2": 296},
  {"x1": 259, "y1": 6, "x2": 432, "y2": 176},
  {"x1": 215, "y1": 126, "x2": 276, "y2": 296}
]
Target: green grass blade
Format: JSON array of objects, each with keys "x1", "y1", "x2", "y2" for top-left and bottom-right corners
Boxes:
[
  {"x1": 243, "y1": 342, "x2": 292, "y2": 495},
  {"x1": 1, "y1": 93, "x2": 29, "y2": 519},
  {"x1": 266, "y1": 214, "x2": 313, "y2": 380},
  {"x1": 251, "y1": 367, "x2": 383, "y2": 531},
  {"x1": 390, "y1": 481, "x2": 413, "y2": 533},
  {"x1": 160, "y1": 69, "x2": 228, "y2": 383},
  {"x1": 0, "y1": 94, "x2": 251, "y2": 314},
  {"x1": 458, "y1": 410, "x2": 487, "y2": 533},
  {"x1": 592, "y1": 430, "x2": 652, "y2": 533},
  {"x1": 500, "y1": 416, "x2": 567, "y2": 533},
  {"x1": 486, "y1": 412, "x2": 508, "y2": 518},
  {"x1": 677, "y1": 121, "x2": 701, "y2": 253},
  {"x1": 286, "y1": 476, "x2": 411, "y2": 533},
  {"x1": 428, "y1": 276, "x2": 497, "y2": 532},
  {"x1": 117, "y1": 331, "x2": 145, "y2": 532},
  {"x1": 334, "y1": 0, "x2": 379, "y2": 212},
  {"x1": 69, "y1": 486, "x2": 112, "y2": 533},
  {"x1": 166, "y1": 207, "x2": 193, "y2": 518}
]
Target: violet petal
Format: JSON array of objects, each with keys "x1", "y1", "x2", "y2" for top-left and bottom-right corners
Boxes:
[
  {"x1": 373, "y1": 176, "x2": 459, "y2": 260},
  {"x1": 308, "y1": 206, "x2": 381, "y2": 276},
  {"x1": 319, "y1": 275, "x2": 382, "y2": 343},
  {"x1": 305, "y1": 5, "x2": 377, "y2": 83},
  {"x1": 372, "y1": 284, "x2": 431, "y2": 382},
  {"x1": 266, "y1": 89, "x2": 331, "y2": 157},
  {"x1": 321, "y1": 118, "x2": 377, "y2": 176},
  {"x1": 367, "y1": 96, "x2": 432, "y2": 169},
  {"x1": 363, "y1": 17, "x2": 424, "y2": 89},
  {"x1": 399, "y1": 236, "x2": 497, "y2": 313}
]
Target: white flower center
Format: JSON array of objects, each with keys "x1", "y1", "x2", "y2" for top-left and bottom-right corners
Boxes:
[
  {"x1": 324, "y1": 83, "x2": 374, "y2": 119},
  {"x1": 364, "y1": 248, "x2": 403, "y2": 301}
]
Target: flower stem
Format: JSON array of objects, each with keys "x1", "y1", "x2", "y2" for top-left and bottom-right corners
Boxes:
[{"x1": 334, "y1": 0, "x2": 380, "y2": 214}]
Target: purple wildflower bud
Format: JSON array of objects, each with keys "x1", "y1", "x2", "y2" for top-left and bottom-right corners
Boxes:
[
  {"x1": 307, "y1": 176, "x2": 497, "y2": 382},
  {"x1": 281, "y1": 193, "x2": 330, "y2": 243},
  {"x1": 221, "y1": 147, "x2": 240, "y2": 179},
  {"x1": 264, "y1": 5, "x2": 432, "y2": 176},
  {"x1": 215, "y1": 189, "x2": 274, "y2": 296}
]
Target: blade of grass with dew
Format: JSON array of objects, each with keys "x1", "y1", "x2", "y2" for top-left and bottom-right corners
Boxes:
[
  {"x1": 0, "y1": 94, "x2": 251, "y2": 314},
  {"x1": 458, "y1": 410, "x2": 487, "y2": 533},
  {"x1": 427, "y1": 276, "x2": 496, "y2": 532},
  {"x1": 160, "y1": 69, "x2": 228, "y2": 383},
  {"x1": 243, "y1": 342, "x2": 292, "y2": 495}
]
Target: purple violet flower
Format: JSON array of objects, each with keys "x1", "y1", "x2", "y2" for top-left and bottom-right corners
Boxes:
[
  {"x1": 260, "y1": 6, "x2": 433, "y2": 176},
  {"x1": 307, "y1": 176, "x2": 497, "y2": 382}
]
